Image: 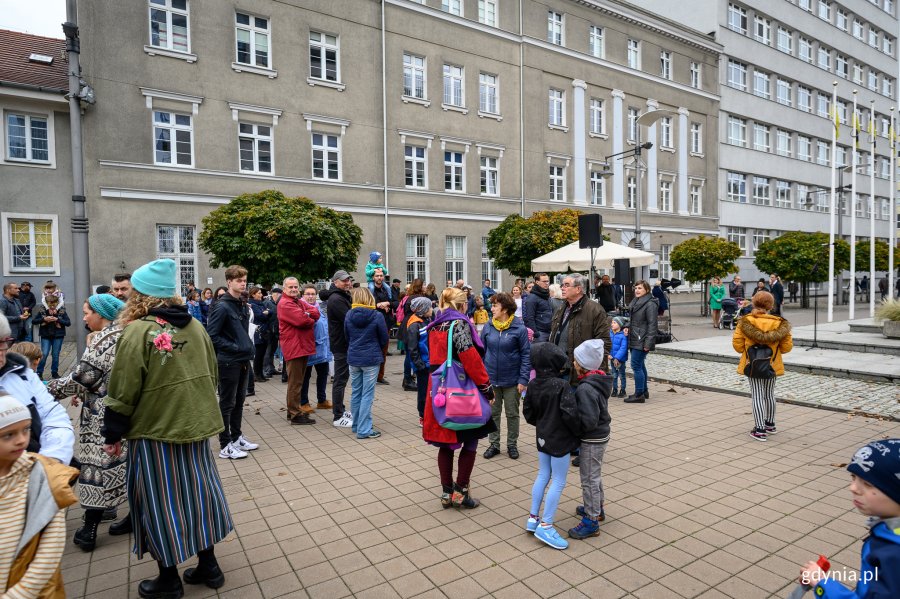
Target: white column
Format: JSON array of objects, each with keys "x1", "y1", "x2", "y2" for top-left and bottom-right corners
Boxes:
[
  {"x1": 611, "y1": 89, "x2": 625, "y2": 207},
  {"x1": 677, "y1": 107, "x2": 690, "y2": 215},
  {"x1": 645, "y1": 99, "x2": 659, "y2": 212},
  {"x1": 572, "y1": 79, "x2": 587, "y2": 205}
]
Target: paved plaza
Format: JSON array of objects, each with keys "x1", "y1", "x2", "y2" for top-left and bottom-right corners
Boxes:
[{"x1": 59, "y1": 353, "x2": 900, "y2": 599}]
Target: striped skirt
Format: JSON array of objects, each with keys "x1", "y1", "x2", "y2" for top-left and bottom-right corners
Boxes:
[{"x1": 128, "y1": 439, "x2": 233, "y2": 567}]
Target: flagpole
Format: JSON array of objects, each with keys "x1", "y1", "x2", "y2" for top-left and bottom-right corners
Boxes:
[
  {"x1": 890, "y1": 107, "x2": 896, "y2": 304},
  {"x1": 828, "y1": 81, "x2": 838, "y2": 323},
  {"x1": 850, "y1": 90, "x2": 858, "y2": 320},
  {"x1": 869, "y1": 100, "x2": 876, "y2": 318}
]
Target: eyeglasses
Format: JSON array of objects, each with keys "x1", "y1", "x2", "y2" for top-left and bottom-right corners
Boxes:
[
  {"x1": 561, "y1": 282, "x2": 574, "y2": 287},
  {"x1": 0, "y1": 337, "x2": 15, "y2": 350}
]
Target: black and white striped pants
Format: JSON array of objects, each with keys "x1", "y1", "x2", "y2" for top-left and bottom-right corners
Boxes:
[{"x1": 748, "y1": 377, "x2": 776, "y2": 431}]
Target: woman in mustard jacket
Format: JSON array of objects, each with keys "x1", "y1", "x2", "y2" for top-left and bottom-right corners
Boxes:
[{"x1": 732, "y1": 291, "x2": 792, "y2": 442}]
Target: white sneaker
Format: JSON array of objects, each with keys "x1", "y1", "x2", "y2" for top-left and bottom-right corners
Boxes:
[
  {"x1": 218, "y1": 443, "x2": 248, "y2": 459},
  {"x1": 333, "y1": 412, "x2": 353, "y2": 428},
  {"x1": 235, "y1": 435, "x2": 259, "y2": 451}
]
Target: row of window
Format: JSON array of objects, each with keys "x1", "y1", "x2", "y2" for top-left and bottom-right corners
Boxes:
[
  {"x1": 405, "y1": 233, "x2": 501, "y2": 290},
  {"x1": 726, "y1": 172, "x2": 893, "y2": 220},
  {"x1": 726, "y1": 226, "x2": 786, "y2": 257}
]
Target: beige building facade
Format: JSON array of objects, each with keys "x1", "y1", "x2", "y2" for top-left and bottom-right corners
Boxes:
[{"x1": 77, "y1": 0, "x2": 721, "y2": 291}]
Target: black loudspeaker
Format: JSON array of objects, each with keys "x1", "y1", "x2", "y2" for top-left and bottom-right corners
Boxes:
[
  {"x1": 578, "y1": 214, "x2": 603, "y2": 248},
  {"x1": 614, "y1": 259, "x2": 630, "y2": 286}
]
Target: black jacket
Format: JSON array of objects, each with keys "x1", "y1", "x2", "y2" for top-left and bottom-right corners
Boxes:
[
  {"x1": 319, "y1": 285, "x2": 352, "y2": 354},
  {"x1": 523, "y1": 285, "x2": 553, "y2": 340},
  {"x1": 627, "y1": 294, "x2": 659, "y2": 351},
  {"x1": 263, "y1": 297, "x2": 279, "y2": 336},
  {"x1": 372, "y1": 282, "x2": 398, "y2": 334},
  {"x1": 32, "y1": 306, "x2": 70, "y2": 339},
  {"x1": 595, "y1": 284, "x2": 616, "y2": 312},
  {"x1": 19, "y1": 290, "x2": 36, "y2": 312},
  {"x1": 249, "y1": 298, "x2": 270, "y2": 344},
  {"x1": 575, "y1": 372, "x2": 612, "y2": 443},
  {"x1": 206, "y1": 294, "x2": 254, "y2": 363},
  {"x1": 523, "y1": 343, "x2": 581, "y2": 457}
]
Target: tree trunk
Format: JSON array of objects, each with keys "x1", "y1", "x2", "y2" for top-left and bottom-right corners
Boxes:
[
  {"x1": 700, "y1": 281, "x2": 709, "y2": 317},
  {"x1": 801, "y1": 282, "x2": 809, "y2": 309}
]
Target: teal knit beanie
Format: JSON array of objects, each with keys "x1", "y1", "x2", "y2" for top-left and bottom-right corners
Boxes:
[
  {"x1": 88, "y1": 294, "x2": 124, "y2": 321},
  {"x1": 131, "y1": 259, "x2": 178, "y2": 298}
]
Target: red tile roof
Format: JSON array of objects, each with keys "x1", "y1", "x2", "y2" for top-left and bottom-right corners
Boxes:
[{"x1": 0, "y1": 29, "x2": 68, "y2": 93}]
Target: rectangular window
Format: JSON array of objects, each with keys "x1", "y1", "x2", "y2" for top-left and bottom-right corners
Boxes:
[
  {"x1": 836, "y1": 55, "x2": 848, "y2": 78},
  {"x1": 149, "y1": 0, "x2": 189, "y2": 53},
  {"x1": 481, "y1": 237, "x2": 499, "y2": 290},
  {"x1": 752, "y1": 176, "x2": 771, "y2": 205},
  {"x1": 156, "y1": 224, "x2": 195, "y2": 296},
  {"x1": 7, "y1": 217, "x2": 55, "y2": 272},
  {"x1": 659, "y1": 244, "x2": 672, "y2": 280},
  {"x1": 626, "y1": 176, "x2": 636, "y2": 209},
  {"x1": 659, "y1": 180, "x2": 672, "y2": 212},
  {"x1": 479, "y1": 73, "x2": 499, "y2": 114},
  {"x1": 776, "y1": 79, "x2": 792, "y2": 106},
  {"x1": 406, "y1": 234, "x2": 428, "y2": 283},
  {"x1": 727, "y1": 226, "x2": 748, "y2": 254},
  {"x1": 443, "y1": 64, "x2": 464, "y2": 107},
  {"x1": 311, "y1": 132, "x2": 340, "y2": 180},
  {"x1": 589, "y1": 26, "x2": 604, "y2": 58},
  {"x1": 589, "y1": 98, "x2": 604, "y2": 134},
  {"x1": 796, "y1": 184, "x2": 810, "y2": 210},
  {"x1": 799, "y1": 37, "x2": 813, "y2": 63},
  {"x1": 660, "y1": 50, "x2": 672, "y2": 80},
  {"x1": 869, "y1": 28, "x2": 878, "y2": 47},
  {"x1": 153, "y1": 110, "x2": 193, "y2": 166},
  {"x1": 549, "y1": 165, "x2": 565, "y2": 201},
  {"x1": 442, "y1": 0, "x2": 462, "y2": 16},
  {"x1": 444, "y1": 151, "x2": 464, "y2": 192},
  {"x1": 5, "y1": 113, "x2": 48, "y2": 162},
  {"x1": 817, "y1": 94, "x2": 830, "y2": 117},
  {"x1": 776, "y1": 129, "x2": 792, "y2": 157},
  {"x1": 547, "y1": 11, "x2": 563, "y2": 45},
  {"x1": 549, "y1": 89, "x2": 565, "y2": 126},
  {"x1": 727, "y1": 4, "x2": 747, "y2": 33},
  {"x1": 883, "y1": 77, "x2": 893, "y2": 97},
  {"x1": 627, "y1": 107, "x2": 639, "y2": 141},
  {"x1": 883, "y1": 36, "x2": 893, "y2": 56},
  {"x1": 853, "y1": 19, "x2": 864, "y2": 40},
  {"x1": 660, "y1": 117, "x2": 673, "y2": 149},
  {"x1": 816, "y1": 140, "x2": 830, "y2": 166},
  {"x1": 727, "y1": 172, "x2": 747, "y2": 203},
  {"x1": 690, "y1": 185, "x2": 702, "y2": 214},
  {"x1": 817, "y1": 47, "x2": 831, "y2": 71},
  {"x1": 868, "y1": 70, "x2": 878, "y2": 91},
  {"x1": 590, "y1": 171, "x2": 605, "y2": 205},
  {"x1": 753, "y1": 123, "x2": 769, "y2": 152},
  {"x1": 853, "y1": 64, "x2": 863, "y2": 84},
  {"x1": 235, "y1": 12, "x2": 269, "y2": 69},
  {"x1": 404, "y1": 145, "x2": 426, "y2": 188},
  {"x1": 690, "y1": 62, "x2": 702, "y2": 89},
  {"x1": 752, "y1": 229, "x2": 771, "y2": 251},
  {"x1": 727, "y1": 60, "x2": 747, "y2": 90},
  {"x1": 798, "y1": 86, "x2": 812, "y2": 112},
  {"x1": 480, "y1": 156, "x2": 498, "y2": 196},
  {"x1": 836, "y1": 8, "x2": 848, "y2": 30},
  {"x1": 727, "y1": 116, "x2": 747, "y2": 147},
  {"x1": 238, "y1": 123, "x2": 272, "y2": 173},
  {"x1": 478, "y1": 0, "x2": 497, "y2": 27},
  {"x1": 754, "y1": 16, "x2": 770, "y2": 44},
  {"x1": 775, "y1": 180, "x2": 791, "y2": 208},
  {"x1": 690, "y1": 122, "x2": 702, "y2": 153},
  {"x1": 403, "y1": 53, "x2": 426, "y2": 100},
  {"x1": 818, "y1": 0, "x2": 831, "y2": 20},
  {"x1": 445, "y1": 236, "x2": 466, "y2": 284},
  {"x1": 777, "y1": 27, "x2": 792, "y2": 54},
  {"x1": 309, "y1": 31, "x2": 339, "y2": 82},
  {"x1": 837, "y1": 100, "x2": 848, "y2": 124},
  {"x1": 800, "y1": 0, "x2": 812, "y2": 10},
  {"x1": 753, "y1": 70, "x2": 770, "y2": 99},
  {"x1": 627, "y1": 39, "x2": 640, "y2": 69},
  {"x1": 797, "y1": 136, "x2": 812, "y2": 161}
]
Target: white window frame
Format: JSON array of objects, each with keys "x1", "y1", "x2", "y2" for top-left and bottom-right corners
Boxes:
[
  {"x1": 626, "y1": 175, "x2": 637, "y2": 208},
  {"x1": 590, "y1": 170, "x2": 606, "y2": 206},
  {"x1": 156, "y1": 224, "x2": 196, "y2": 296},
  {"x1": 728, "y1": 4, "x2": 747, "y2": 34},
  {"x1": 311, "y1": 131, "x2": 341, "y2": 181},
  {"x1": 883, "y1": 77, "x2": 893, "y2": 97},
  {"x1": 776, "y1": 129, "x2": 792, "y2": 157},
  {"x1": 660, "y1": 117, "x2": 673, "y2": 149},
  {"x1": 1, "y1": 212, "x2": 60, "y2": 276},
  {"x1": 689, "y1": 184, "x2": 702, "y2": 215},
  {"x1": 627, "y1": 107, "x2": 639, "y2": 142},
  {"x1": 836, "y1": 8, "x2": 848, "y2": 30},
  {"x1": 627, "y1": 39, "x2": 641, "y2": 69},
  {"x1": 726, "y1": 226, "x2": 748, "y2": 255},
  {"x1": 799, "y1": 37, "x2": 813, "y2": 63},
  {"x1": 753, "y1": 70, "x2": 770, "y2": 99},
  {"x1": 237, "y1": 122, "x2": 273, "y2": 174},
  {"x1": 549, "y1": 165, "x2": 566, "y2": 202},
  {"x1": 309, "y1": 31, "x2": 340, "y2": 84},
  {"x1": 835, "y1": 55, "x2": 848, "y2": 78},
  {"x1": 660, "y1": 50, "x2": 672, "y2": 80},
  {"x1": 659, "y1": 244, "x2": 672, "y2": 280},
  {"x1": 775, "y1": 180, "x2": 792, "y2": 208},
  {"x1": 776, "y1": 79, "x2": 792, "y2": 106},
  {"x1": 444, "y1": 150, "x2": 465, "y2": 193},
  {"x1": 548, "y1": 88, "x2": 565, "y2": 128},
  {"x1": 406, "y1": 234, "x2": 428, "y2": 283},
  {"x1": 777, "y1": 27, "x2": 792, "y2": 54},
  {"x1": 659, "y1": 180, "x2": 672, "y2": 212},
  {"x1": 478, "y1": 0, "x2": 497, "y2": 27},
  {"x1": 869, "y1": 27, "x2": 878, "y2": 48},
  {"x1": 754, "y1": 16, "x2": 771, "y2": 44},
  {"x1": 853, "y1": 19, "x2": 864, "y2": 40},
  {"x1": 480, "y1": 155, "x2": 499, "y2": 196},
  {"x1": 868, "y1": 70, "x2": 878, "y2": 91},
  {"x1": 690, "y1": 62, "x2": 702, "y2": 89},
  {"x1": 589, "y1": 26, "x2": 604, "y2": 58},
  {"x1": 479, "y1": 72, "x2": 499, "y2": 115},
  {"x1": 727, "y1": 116, "x2": 747, "y2": 147},
  {"x1": 589, "y1": 98, "x2": 605, "y2": 135},
  {"x1": 481, "y1": 237, "x2": 500, "y2": 289},
  {"x1": 445, "y1": 236, "x2": 466, "y2": 284},
  {"x1": 817, "y1": 47, "x2": 831, "y2": 71},
  {"x1": 727, "y1": 60, "x2": 747, "y2": 91},
  {"x1": 883, "y1": 36, "x2": 894, "y2": 56},
  {"x1": 798, "y1": 136, "x2": 812, "y2": 161},
  {"x1": 234, "y1": 11, "x2": 271, "y2": 70},
  {"x1": 818, "y1": 0, "x2": 831, "y2": 21},
  {"x1": 147, "y1": 0, "x2": 191, "y2": 56},
  {"x1": 752, "y1": 176, "x2": 771, "y2": 206},
  {"x1": 853, "y1": 64, "x2": 864, "y2": 85},
  {"x1": 816, "y1": 140, "x2": 830, "y2": 166},
  {"x1": 442, "y1": 0, "x2": 462, "y2": 16},
  {"x1": 690, "y1": 122, "x2": 702, "y2": 154},
  {"x1": 798, "y1": 86, "x2": 812, "y2": 112},
  {"x1": 403, "y1": 53, "x2": 427, "y2": 101},
  {"x1": 443, "y1": 64, "x2": 465, "y2": 109},
  {"x1": 404, "y1": 144, "x2": 427, "y2": 189},
  {"x1": 3, "y1": 111, "x2": 53, "y2": 166},
  {"x1": 753, "y1": 123, "x2": 769, "y2": 152},
  {"x1": 152, "y1": 110, "x2": 194, "y2": 167},
  {"x1": 727, "y1": 173, "x2": 747, "y2": 203},
  {"x1": 547, "y1": 11, "x2": 564, "y2": 45}
]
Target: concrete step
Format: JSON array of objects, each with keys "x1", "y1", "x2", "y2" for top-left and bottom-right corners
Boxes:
[
  {"x1": 848, "y1": 322, "x2": 884, "y2": 334},
  {"x1": 791, "y1": 335, "x2": 900, "y2": 356}
]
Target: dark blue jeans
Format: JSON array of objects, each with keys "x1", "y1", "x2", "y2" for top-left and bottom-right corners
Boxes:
[
  {"x1": 630, "y1": 349, "x2": 648, "y2": 395},
  {"x1": 37, "y1": 337, "x2": 64, "y2": 377}
]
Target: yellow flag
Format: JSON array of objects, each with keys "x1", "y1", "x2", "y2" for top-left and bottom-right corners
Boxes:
[
  {"x1": 890, "y1": 122, "x2": 895, "y2": 150},
  {"x1": 830, "y1": 103, "x2": 840, "y2": 137},
  {"x1": 853, "y1": 111, "x2": 861, "y2": 149},
  {"x1": 868, "y1": 117, "x2": 876, "y2": 149}
]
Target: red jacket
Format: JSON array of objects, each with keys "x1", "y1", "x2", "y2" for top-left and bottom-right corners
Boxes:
[
  {"x1": 278, "y1": 295, "x2": 320, "y2": 360},
  {"x1": 423, "y1": 319, "x2": 491, "y2": 445}
]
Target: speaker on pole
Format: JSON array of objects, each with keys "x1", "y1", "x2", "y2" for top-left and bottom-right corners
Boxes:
[
  {"x1": 578, "y1": 214, "x2": 603, "y2": 248},
  {"x1": 614, "y1": 259, "x2": 630, "y2": 286}
]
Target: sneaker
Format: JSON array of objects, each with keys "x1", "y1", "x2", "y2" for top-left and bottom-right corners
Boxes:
[
  {"x1": 568, "y1": 516, "x2": 601, "y2": 540},
  {"x1": 525, "y1": 516, "x2": 539, "y2": 533},
  {"x1": 218, "y1": 443, "x2": 248, "y2": 459},
  {"x1": 339, "y1": 412, "x2": 354, "y2": 428},
  {"x1": 534, "y1": 524, "x2": 568, "y2": 550},
  {"x1": 234, "y1": 435, "x2": 259, "y2": 451},
  {"x1": 764, "y1": 422, "x2": 778, "y2": 435},
  {"x1": 611, "y1": 388, "x2": 619, "y2": 397},
  {"x1": 575, "y1": 505, "x2": 606, "y2": 522},
  {"x1": 749, "y1": 429, "x2": 768, "y2": 442},
  {"x1": 357, "y1": 429, "x2": 381, "y2": 439}
]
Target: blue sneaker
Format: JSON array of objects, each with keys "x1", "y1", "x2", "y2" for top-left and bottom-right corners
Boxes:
[
  {"x1": 568, "y1": 516, "x2": 601, "y2": 539},
  {"x1": 525, "y1": 516, "x2": 538, "y2": 533},
  {"x1": 357, "y1": 430, "x2": 381, "y2": 439},
  {"x1": 534, "y1": 524, "x2": 568, "y2": 550}
]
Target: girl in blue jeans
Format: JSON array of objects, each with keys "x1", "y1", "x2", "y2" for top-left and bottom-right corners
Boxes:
[
  {"x1": 344, "y1": 287, "x2": 388, "y2": 439},
  {"x1": 33, "y1": 288, "x2": 70, "y2": 379},
  {"x1": 523, "y1": 342, "x2": 584, "y2": 550}
]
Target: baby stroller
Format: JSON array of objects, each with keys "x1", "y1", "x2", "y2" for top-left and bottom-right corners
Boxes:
[{"x1": 720, "y1": 298, "x2": 739, "y2": 330}]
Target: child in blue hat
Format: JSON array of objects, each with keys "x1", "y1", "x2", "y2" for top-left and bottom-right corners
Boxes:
[{"x1": 365, "y1": 251, "x2": 389, "y2": 296}]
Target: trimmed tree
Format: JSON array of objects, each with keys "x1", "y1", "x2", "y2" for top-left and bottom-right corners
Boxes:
[
  {"x1": 670, "y1": 235, "x2": 742, "y2": 316},
  {"x1": 753, "y1": 231, "x2": 850, "y2": 308},
  {"x1": 853, "y1": 239, "x2": 891, "y2": 273},
  {"x1": 199, "y1": 190, "x2": 363, "y2": 285},
  {"x1": 486, "y1": 208, "x2": 585, "y2": 277}
]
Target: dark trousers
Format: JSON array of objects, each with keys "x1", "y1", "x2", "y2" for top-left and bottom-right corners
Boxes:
[
  {"x1": 253, "y1": 343, "x2": 267, "y2": 378},
  {"x1": 404, "y1": 353, "x2": 413, "y2": 383},
  {"x1": 285, "y1": 356, "x2": 309, "y2": 419},
  {"x1": 377, "y1": 343, "x2": 389, "y2": 381},
  {"x1": 301, "y1": 362, "x2": 329, "y2": 406},
  {"x1": 263, "y1": 335, "x2": 279, "y2": 376},
  {"x1": 415, "y1": 367, "x2": 429, "y2": 418},
  {"x1": 218, "y1": 361, "x2": 249, "y2": 448},
  {"x1": 331, "y1": 352, "x2": 349, "y2": 420}
]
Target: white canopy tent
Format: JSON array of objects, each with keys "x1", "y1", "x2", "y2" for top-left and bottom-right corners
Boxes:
[{"x1": 530, "y1": 240, "x2": 655, "y2": 273}]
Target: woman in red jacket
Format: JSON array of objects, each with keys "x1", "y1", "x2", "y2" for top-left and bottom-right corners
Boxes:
[
  {"x1": 424, "y1": 288, "x2": 495, "y2": 509},
  {"x1": 278, "y1": 277, "x2": 320, "y2": 425}
]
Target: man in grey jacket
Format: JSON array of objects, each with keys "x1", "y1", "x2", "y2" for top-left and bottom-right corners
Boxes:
[{"x1": 1, "y1": 283, "x2": 26, "y2": 341}]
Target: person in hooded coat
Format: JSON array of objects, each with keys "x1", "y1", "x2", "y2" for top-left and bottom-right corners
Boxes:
[
  {"x1": 625, "y1": 280, "x2": 658, "y2": 404},
  {"x1": 344, "y1": 287, "x2": 388, "y2": 440}
]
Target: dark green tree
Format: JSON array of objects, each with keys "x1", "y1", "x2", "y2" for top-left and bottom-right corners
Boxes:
[
  {"x1": 753, "y1": 231, "x2": 850, "y2": 308},
  {"x1": 486, "y1": 209, "x2": 586, "y2": 277},
  {"x1": 670, "y1": 235, "x2": 742, "y2": 316},
  {"x1": 199, "y1": 190, "x2": 363, "y2": 285},
  {"x1": 853, "y1": 239, "x2": 892, "y2": 272}
]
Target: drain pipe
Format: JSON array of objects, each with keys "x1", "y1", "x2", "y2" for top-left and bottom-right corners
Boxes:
[
  {"x1": 518, "y1": 0, "x2": 525, "y2": 217},
  {"x1": 381, "y1": 0, "x2": 390, "y2": 268}
]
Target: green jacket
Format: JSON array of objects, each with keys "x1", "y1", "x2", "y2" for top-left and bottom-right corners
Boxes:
[
  {"x1": 709, "y1": 284, "x2": 726, "y2": 310},
  {"x1": 105, "y1": 315, "x2": 224, "y2": 443}
]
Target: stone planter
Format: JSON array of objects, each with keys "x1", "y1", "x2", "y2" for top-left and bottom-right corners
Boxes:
[{"x1": 883, "y1": 320, "x2": 900, "y2": 339}]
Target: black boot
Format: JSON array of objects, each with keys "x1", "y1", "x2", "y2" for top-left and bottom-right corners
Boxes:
[
  {"x1": 109, "y1": 513, "x2": 133, "y2": 536},
  {"x1": 139, "y1": 564, "x2": 183, "y2": 599},
  {"x1": 183, "y1": 547, "x2": 225, "y2": 589},
  {"x1": 73, "y1": 508, "x2": 103, "y2": 552},
  {"x1": 451, "y1": 482, "x2": 480, "y2": 509}
]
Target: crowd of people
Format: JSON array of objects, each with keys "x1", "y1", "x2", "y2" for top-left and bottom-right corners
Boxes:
[{"x1": 1, "y1": 251, "x2": 896, "y2": 598}]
